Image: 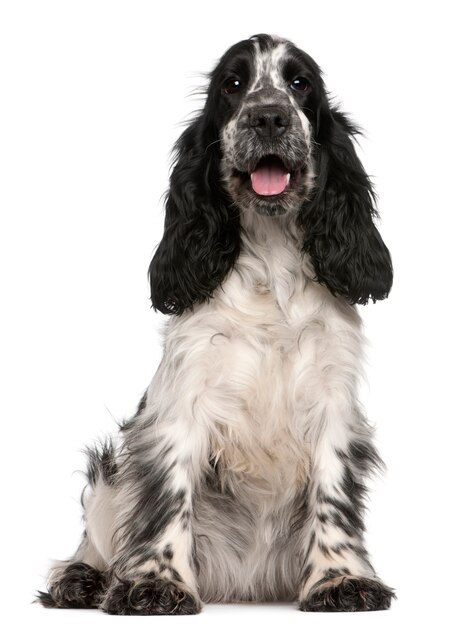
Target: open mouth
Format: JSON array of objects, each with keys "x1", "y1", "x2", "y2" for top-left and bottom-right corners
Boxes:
[
  {"x1": 250, "y1": 155, "x2": 290, "y2": 196},
  {"x1": 233, "y1": 155, "x2": 301, "y2": 198}
]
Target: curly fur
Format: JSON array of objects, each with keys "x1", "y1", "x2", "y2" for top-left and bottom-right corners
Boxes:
[
  {"x1": 102, "y1": 574, "x2": 201, "y2": 615},
  {"x1": 300, "y1": 575, "x2": 396, "y2": 612},
  {"x1": 37, "y1": 562, "x2": 106, "y2": 608}
]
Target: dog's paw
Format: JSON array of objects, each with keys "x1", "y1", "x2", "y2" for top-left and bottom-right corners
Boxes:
[
  {"x1": 299, "y1": 575, "x2": 395, "y2": 612},
  {"x1": 101, "y1": 573, "x2": 201, "y2": 615},
  {"x1": 36, "y1": 562, "x2": 106, "y2": 608}
]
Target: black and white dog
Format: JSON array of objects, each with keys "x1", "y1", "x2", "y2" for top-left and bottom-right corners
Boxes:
[{"x1": 39, "y1": 34, "x2": 394, "y2": 614}]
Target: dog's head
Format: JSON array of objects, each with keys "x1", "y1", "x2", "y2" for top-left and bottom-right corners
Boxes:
[
  {"x1": 218, "y1": 36, "x2": 315, "y2": 217},
  {"x1": 149, "y1": 34, "x2": 393, "y2": 315}
]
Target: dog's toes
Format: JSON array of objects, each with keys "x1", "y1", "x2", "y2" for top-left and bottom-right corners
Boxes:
[
  {"x1": 300, "y1": 575, "x2": 395, "y2": 612},
  {"x1": 101, "y1": 573, "x2": 202, "y2": 615},
  {"x1": 37, "y1": 562, "x2": 106, "y2": 609}
]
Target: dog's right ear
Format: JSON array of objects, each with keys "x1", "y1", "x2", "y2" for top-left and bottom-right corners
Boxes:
[{"x1": 149, "y1": 116, "x2": 240, "y2": 315}]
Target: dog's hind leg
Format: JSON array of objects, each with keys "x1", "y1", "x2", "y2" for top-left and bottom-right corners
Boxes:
[
  {"x1": 37, "y1": 533, "x2": 107, "y2": 608},
  {"x1": 37, "y1": 440, "x2": 117, "y2": 608},
  {"x1": 98, "y1": 329, "x2": 238, "y2": 615},
  {"x1": 99, "y1": 402, "x2": 207, "y2": 614}
]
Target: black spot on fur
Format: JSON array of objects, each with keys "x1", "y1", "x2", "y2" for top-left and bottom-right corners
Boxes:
[
  {"x1": 348, "y1": 438, "x2": 383, "y2": 473},
  {"x1": 330, "y1": 511, "x2": 358, "y2": 538},
  {"x1": 317, "y1": 511, "x2": 329, "y2": 524},
  {"x1": 163, "y1": 545, "x2": 174, "y2": 561},
  {"x1": 37, "y1": 562, "x2": 106, "y2": 609},
  {"x1": 316, "y1": 567, "x2": 351, "y2": 585},
  {"x1": 181, "y1": 509, "x2": 191, "y2": 527},
  {"x1": 168, "y1": 567, "x2": 183, "y2": 583},
  {"x1": 317, "y1": 490, "x2": 365, "y2": 537},
  {"x1": 84, "y1": 439, "x2": 117, "y2": 488},
  {"x1": 331, "y1": 541, "x2": 353, "y2": 555},
  {"x1": 300, "y1": 576, "x2": 395, "y2": 612},
  {"x1": 318, "y1": 541, "x2": 331, "y2": 557},
  {"x1": 341, "y1": 464, "x2": 366, "y2": 502},
  {"x1": 102, "y1": 574, "x2": 200, "y2": 615}
]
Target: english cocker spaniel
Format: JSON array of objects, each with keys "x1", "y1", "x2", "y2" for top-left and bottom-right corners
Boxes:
[{"x1": 38, "y1": 34, "x2": 395, "y2": 614}]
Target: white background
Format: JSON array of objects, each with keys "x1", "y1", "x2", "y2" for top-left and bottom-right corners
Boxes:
[{"x1": 1, "y1": 0, "x2": 473, "y2": 624}]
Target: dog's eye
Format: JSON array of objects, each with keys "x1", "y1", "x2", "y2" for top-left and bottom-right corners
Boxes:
[
  {"x1": 290, "y1": 77, "x2": 310, "y2": 93},
  {"x1": 222, "y1": 78, "x2": 241, "y2": 95}
]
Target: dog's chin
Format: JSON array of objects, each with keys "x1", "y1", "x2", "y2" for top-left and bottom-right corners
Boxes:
[{"x1": 227, "y1": 155, "x2": 309, "y2": 217}]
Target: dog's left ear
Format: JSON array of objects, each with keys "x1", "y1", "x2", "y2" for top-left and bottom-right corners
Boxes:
[{"x1": 299, "y1": 108, "x2": 393, "y2": 304}]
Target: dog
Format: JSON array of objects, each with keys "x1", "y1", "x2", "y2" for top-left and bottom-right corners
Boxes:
[{"x1": 38, "y1": 34, "x2": 394, "y2": 614}]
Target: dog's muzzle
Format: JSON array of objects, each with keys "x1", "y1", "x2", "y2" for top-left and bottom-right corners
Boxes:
[{"x1": 224, "y1": 92, "x2": 311, "y2": 215}]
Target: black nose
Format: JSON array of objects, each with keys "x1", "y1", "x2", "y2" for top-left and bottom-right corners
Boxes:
[{"x1": 249, "y1": 106, "x2": 290, "y2": 138}]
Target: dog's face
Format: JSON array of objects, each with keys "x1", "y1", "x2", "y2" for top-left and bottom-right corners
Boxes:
[
  {"x1": 217, "y1": 37, "x2": 316, "y2": 216},
  {"x1": 149, "y1": 35, "x2": 393, "y2": 315}
]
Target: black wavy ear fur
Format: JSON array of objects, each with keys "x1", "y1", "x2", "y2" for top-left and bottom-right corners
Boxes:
[
  {"x1": 149, "y1": 116, "x2": 240, "y2": 315},
  {"x1": 299, "y1": 107, "x2": 393, "y2": 304}
]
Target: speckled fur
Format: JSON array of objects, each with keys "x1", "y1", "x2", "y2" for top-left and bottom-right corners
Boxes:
[{"x1": 38, "y1": 34, "x2": 394, "y2": 614}]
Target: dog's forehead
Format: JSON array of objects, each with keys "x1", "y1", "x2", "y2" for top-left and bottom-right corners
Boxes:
[{"x1": 249, "y1": 39, "x2": 289, "y2": 93}]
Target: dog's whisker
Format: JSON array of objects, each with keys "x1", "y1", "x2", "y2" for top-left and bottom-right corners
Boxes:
[{"x1": 204, "y1": 138, "x2": 222, "y2": 153}]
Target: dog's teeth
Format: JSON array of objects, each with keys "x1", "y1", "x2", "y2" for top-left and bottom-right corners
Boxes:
[{"x1": 286, "y1": 173, "x2": 291, "y2": 184}]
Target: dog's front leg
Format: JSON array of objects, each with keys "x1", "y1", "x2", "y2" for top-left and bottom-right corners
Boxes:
[
  {"x1": 293, "y1": 319, "x2": 395, "y2": 612},
  {"x1": 298, "y1": 412, "x2": 395, "y2": 612},
  {"x1": 100, "y1": 355, "x2": 212, "y2": 615}
]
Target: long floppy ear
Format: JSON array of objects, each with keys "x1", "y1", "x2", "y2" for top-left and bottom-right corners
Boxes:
[
  {"x1": 299, "y1": 107, "x2": 393, "y2": 304},
  {"x1": 148, "y1": 116, "x2": 240, "y2": 315}
]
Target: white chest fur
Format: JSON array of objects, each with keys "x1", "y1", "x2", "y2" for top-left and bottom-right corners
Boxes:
[{"x1": 152, "y1": 212, "x2": 363, "y2": 503}]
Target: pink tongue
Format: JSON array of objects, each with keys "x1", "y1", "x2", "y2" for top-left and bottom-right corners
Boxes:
[{"x1": 251, "y1": 160, "x2": 289, "y2": 196}]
